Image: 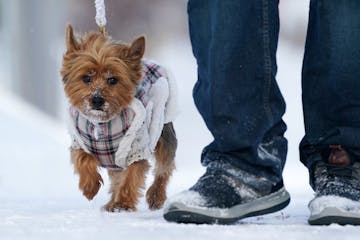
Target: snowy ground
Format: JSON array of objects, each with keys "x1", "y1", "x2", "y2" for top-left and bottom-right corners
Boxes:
[{"x1": 1, "y1": 36, "x2": 360, "y2": 239}]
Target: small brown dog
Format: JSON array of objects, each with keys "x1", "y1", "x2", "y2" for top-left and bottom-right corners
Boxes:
[{"x1": 60, "y1": 24, "x2": 177, "y2": 211}]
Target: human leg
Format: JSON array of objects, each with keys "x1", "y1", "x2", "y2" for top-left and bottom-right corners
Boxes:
[
  {"x1": 301, "y1": 0, "x2": 360, "y2": 225},
  {"x1": 164, "y1": 0, "x2": 289, "y2": 224}
]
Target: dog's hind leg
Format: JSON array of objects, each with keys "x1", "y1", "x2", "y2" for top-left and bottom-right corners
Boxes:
[
  {"x1": 104, "y1": 160, "x2": 150, "y2": 212},
  {"x1": 146, "y1": 122, "x2": 177, "y2": 210},
  {"x1": 71, "y1": 149, "x2": 103, "y2": 200}
]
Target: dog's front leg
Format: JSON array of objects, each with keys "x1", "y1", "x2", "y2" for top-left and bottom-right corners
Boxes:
[
  {"x1": 71, "y1": 148, "x2": 103, "y2": 200},
  {"x1": 104, "y1": 160, "x2": 150, "y2": 212}
]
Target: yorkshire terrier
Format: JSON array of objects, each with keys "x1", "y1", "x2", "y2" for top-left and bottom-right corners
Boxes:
[{"x1": 60, "y1": 24, "x2": 177, "y2": 211}]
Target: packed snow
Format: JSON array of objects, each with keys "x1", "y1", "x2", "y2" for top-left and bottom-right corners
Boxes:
[
  {"x1": 1, "y1": 32, "x2": 360, "y2": 240},
  {"x1": 309, "y1": 196, "x2": 360, "y2": 215}
]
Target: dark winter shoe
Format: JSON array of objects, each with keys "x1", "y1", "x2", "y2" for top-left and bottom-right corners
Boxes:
[
  {"x1": 308, "y1": 146, "x2": 360, "y2": 225},
  {"x1": 163, "y1": 164, "x2": 290, "y2": 224}
]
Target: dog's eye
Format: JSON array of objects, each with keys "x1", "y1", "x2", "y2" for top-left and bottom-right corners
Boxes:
[
  {"x1": 83, "y1": 75, "x2": 92, "y2": 84},
  {"x1": 107, "y1": 77, "x2": 118, "y2": 85}
]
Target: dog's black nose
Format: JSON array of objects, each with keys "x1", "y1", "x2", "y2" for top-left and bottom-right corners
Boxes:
[{"x1": 92, "y1": 96, "x2": 105, "y2": 109}]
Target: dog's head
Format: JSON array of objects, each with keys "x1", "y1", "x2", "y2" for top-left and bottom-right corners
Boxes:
[{"x1": 61, "y1": 24, "x2": 145, "y2": 122}]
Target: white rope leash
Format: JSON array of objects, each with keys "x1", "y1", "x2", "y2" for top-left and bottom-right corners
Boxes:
[{"x1": 95, "y1": 0, "x2": 106, "y2": 33}]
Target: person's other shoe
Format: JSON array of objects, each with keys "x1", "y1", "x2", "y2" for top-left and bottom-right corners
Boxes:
[{"x1": 308, "y1": 145, "x2": 360, "y2": 225}]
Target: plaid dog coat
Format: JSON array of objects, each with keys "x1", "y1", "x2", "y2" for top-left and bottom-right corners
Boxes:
[{"x1": 68, "y1": 60, "x2": 177, "y2": 170}]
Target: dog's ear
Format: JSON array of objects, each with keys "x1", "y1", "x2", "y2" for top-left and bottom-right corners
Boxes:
[
  {"x1": 66, "y1": 24, "x2": 79, "y2": 52},
  {"x1": 128, "y1": 36, "x2": 145, "y2": 61}
]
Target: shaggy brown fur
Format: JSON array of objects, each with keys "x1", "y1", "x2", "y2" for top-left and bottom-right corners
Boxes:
[
  {"x1": 147, "y1": 123, "x2": 176, "y2": 209},
  {"x1": 61, "y1": 24, "x2": 177, "y2": 211},
  {"x1": 71, "y1": 149, "x2": 103, "y2": 200},
  {"x1": 104, "y1": 160, "x2": 150, "y2": 211},
  {"x1": 61, "y1": 25, "x2": 143, "y2": 122}
]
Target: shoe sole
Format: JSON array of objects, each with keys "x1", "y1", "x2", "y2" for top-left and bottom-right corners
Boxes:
[
  {"x1": 309, "y1": 207, "x2": 360, "y2": 225},
  {"x1": 163, "y1": 187, "x2": 290, "y2": 224}
]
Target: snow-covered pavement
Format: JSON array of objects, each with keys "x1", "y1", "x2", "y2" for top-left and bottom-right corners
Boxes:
[{"x1": 1, "y1": 195, "x2": 360, "y2": 240}]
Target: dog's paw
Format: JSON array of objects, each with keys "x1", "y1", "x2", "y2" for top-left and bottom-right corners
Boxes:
[
  {"x1": 146, "y1": 185, "x2": 166, "y2": 210},
  {"x1": 102, "y1": 202, "x2": 136, "y2": 212},
  {"x1": 79, "y1": 172, "x2": 103, "y2": 200}
]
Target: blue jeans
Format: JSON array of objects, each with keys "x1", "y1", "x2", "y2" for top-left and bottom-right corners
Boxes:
[{"x1": 188, "y1": 0, "x2": 360, "y2": 187}]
